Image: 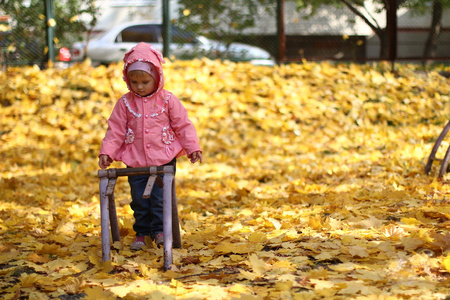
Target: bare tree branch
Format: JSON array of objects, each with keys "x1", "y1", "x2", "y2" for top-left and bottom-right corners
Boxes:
[{"x1": 339, "y1": 0, "x2": 384, "y2": 34}]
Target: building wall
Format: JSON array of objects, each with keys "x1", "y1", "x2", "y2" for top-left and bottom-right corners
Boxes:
[
  {"x1": 366, "y1": 7, "x2": 450, "y2": 59},
  {"x1": 92, "y1": 0, "x2": 179, "y2": 34},
  {"x1": 91, "y1": 0, "x2": 450, "y2": 60}
]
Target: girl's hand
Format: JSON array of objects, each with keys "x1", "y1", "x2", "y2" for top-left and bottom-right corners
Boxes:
[
  {"x1": 188, "y1": 151, "x2": 202, "y2": 164},
  {"x1": 99, "y1": 155, "x2": 113, "y2": 169}
]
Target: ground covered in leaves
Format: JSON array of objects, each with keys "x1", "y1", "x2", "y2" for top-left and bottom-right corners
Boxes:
[{"x1": 1, "y1": 59, "x2": 450, "y2": 299}]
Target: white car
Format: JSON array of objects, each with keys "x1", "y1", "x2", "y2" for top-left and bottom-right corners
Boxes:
[{"x1": 70, "y1": 21, "x2": 275, "y2": 65}]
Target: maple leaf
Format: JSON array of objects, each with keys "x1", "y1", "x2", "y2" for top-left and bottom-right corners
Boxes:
[
  {"x1": 27, "y1": 253, "x2": 51, "y2": 264},
  {"x1": 348, "y1": 245, "x2": 370, "y2": 258},
  {"x1": 84, "y1": 286, "x2": 116, "y2": 300},
  {"x1": 401, "y1": 237, "x2": 425, "y2": 252},
  {"x1": 443, "y1": 255, "x2": 450, "y2": 272},
  {"x1": 248, "y1": 254, "x2": 268, "y2": 276},
  {"x1": 381, "y1": 225, "x2": 406, "y2": 239},
  {"x1": 180, "y1": 256, "x2": 201, "y2": 265},
  {"x1": 430, "y1": 231, "x2": 450, "y2": 251}
]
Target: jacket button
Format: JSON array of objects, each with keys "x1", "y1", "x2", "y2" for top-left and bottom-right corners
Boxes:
[
  {"x1": 146, "y1": 144, "x2": 151, "y2": 149},
  {"x1": 145, "y1": 129, "x2": 150, "y2": 133},
  {"x1": 145, "y1": 114, "x2": 149, "y2": 118}
]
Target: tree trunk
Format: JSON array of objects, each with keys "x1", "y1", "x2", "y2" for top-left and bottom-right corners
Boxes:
[
  {"x1": 423, "y1": 0, "x2": 443, "y2": 61},
  {"x1": 379, "y1": 29, "x2": 390, "y2": 60},
  {"x1": 384, "y1": 0, "x2": 397, "y2": 61},
  {"x1": 338, "y1": 0, "x2": 396, "y2": 60}
]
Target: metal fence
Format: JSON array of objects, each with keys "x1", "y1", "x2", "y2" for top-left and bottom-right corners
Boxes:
[
  {"x1": 0, "y1": 9, "x2": 48, "y2": 68},
  {"x1": 0, "y1": 0, "x2": 95, "y2": 69},
  {"x1": 1, "y1": 0, "x2": 450, "y2": 69}
]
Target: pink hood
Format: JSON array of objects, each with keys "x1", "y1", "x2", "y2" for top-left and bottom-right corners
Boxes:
[{"x1": 122, "y1": 42, "x2": 165, "y2": 97}]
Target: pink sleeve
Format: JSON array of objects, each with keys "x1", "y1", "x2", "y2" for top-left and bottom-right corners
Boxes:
[
  {"x1": 99, "y1": 99, "x2": 127, "y2": 160},
  {"x1": 168, "y1": 95, "x2": 201, "y2": 155}
]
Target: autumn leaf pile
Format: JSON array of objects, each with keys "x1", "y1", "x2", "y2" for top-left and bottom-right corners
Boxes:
[{"x1": 1, "y1": 59, "x2": 450, "y2": 299}]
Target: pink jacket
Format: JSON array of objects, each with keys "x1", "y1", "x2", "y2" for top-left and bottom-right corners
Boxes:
[{"x1": 99, "y1": 43, "x2": 201, "y2": 167}]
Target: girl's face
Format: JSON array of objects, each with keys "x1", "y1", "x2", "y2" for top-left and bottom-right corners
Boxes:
[{"x1": 128, "y1": 71, "x2": 157, "y2": 96}]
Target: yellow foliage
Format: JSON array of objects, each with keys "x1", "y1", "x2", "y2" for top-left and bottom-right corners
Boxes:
[{"x1": 1, "y1": 60, "x2": 450, "y2": 299}]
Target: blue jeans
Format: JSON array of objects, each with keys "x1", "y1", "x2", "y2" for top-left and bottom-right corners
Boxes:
[{"x1": 128, "y1": 159, "x2": 176, "y2": 239}]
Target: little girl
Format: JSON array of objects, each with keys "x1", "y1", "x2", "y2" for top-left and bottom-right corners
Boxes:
[{"x1": 99, "y1": 42, "x2": 202, "y2": 250}]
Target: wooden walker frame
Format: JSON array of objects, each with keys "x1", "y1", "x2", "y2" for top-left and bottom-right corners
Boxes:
[
  {"x1": 98, "y1": 166, "x2": 181, "y2": 271},
  {"x1": 425, "y1": 121, "x2": 450, "y2": 178}
]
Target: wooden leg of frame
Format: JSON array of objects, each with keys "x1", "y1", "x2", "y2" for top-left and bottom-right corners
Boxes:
[
  {"x1": 163, "y1": 170, "x2": 174, "y2": 271},
  {"x1": 172, "y1": 178, "x2": 182, "y2": 249},
  {"x1": 99, "y1": 177, "x2": 111, "y2": 262},
  {"x1": 426, "y1": 121, "x2": 450, "y2": 175},
  {"x1": 439, "y1": 145, "x2": 450, "y2": 178},
  {"x1": 109, "y1": 192, "x2": 120, "y2": 243}
]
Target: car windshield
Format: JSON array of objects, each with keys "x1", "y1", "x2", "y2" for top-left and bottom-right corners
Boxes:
[
  {"x1": 114, "y1": 24, "x2": 198, "y2": 44},
  {"x1": 117, "y1": 25, "x2": 160, "y2": 43},
  {"x1": 164, "y1": 26, "x2": 197, "y2": 44}
]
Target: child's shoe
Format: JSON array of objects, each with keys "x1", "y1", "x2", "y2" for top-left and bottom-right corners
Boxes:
[
  {"x1": 130, "y1": 236, "x2": 146, "y2": 250},
  {"x1": 154, "y1": 233, "x2": 164, "y2": 247}
]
